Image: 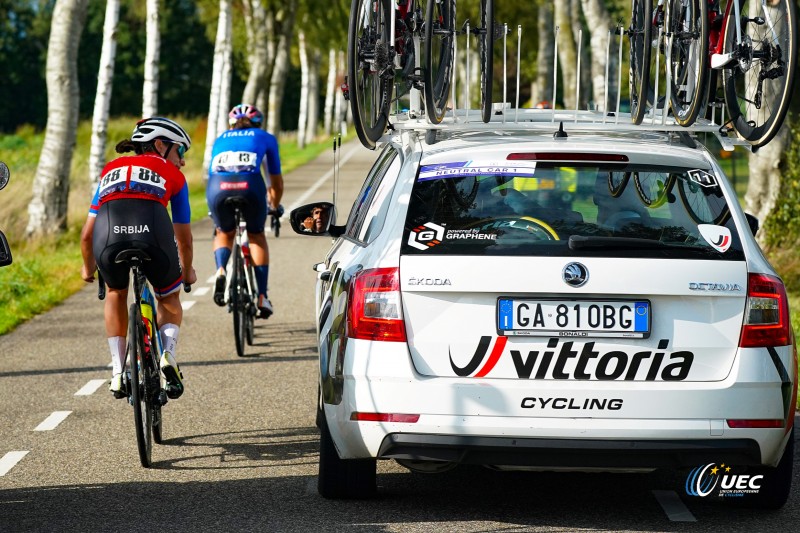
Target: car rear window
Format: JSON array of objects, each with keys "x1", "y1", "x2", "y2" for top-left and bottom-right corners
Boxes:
[{"x1": 402, "y1": 161, "x2": 744, "y2": 259}]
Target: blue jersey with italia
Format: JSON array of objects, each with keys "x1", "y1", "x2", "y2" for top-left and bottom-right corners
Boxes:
[{"x1": 209, "y1": 127, "x2": 282, "y2": 178}]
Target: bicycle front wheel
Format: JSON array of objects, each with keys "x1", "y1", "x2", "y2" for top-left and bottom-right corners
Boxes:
[
  {"x1": 129, "y1": 302, "x2": 153, "y2": 467},
  {"x1": 668, "y1": 0, "x2": 709, "y2": 126},
  {"x1": 424, "y1": 0, "x2": 456, "y2": 124},
  {"x1": 231, "y1": 245, "x2": 247, "y2": 357},
  {"x1": 629, "y1": 0, "x2": 653, "y2": 125},
  {"x1": 722, "y1": 0, "x2": 797, "y2": 147},
  {"x1": 348, "y1": 0, "x2": 393, "y2": 149},
  {"x1": 478, "y1": 0, "x2": 495, "y2": 123}
]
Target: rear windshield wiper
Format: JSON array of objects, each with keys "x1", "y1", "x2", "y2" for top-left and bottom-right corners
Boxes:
[{"x1": 568, "y1": 235, "x2": 711, "y2": 252}]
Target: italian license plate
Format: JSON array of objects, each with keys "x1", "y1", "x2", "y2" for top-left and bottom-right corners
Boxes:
[{"x1": 497, "y1": 298, "x2": 651, "y2": 338}]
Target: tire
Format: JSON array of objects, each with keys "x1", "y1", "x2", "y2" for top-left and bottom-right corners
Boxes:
[
  {"x1": 424, "y1": 0, "x2": 456, "y2": 124},
  {"x1": 479, "y1": 0, "x2": 495, "y2": 123},
  {"x1": 633, "y1": 171, "x2": 676, "y2": 208},
  {"x1": 318, "y1": 414, "x2": 377, "y2": 499},
  {"x1": 348, "y1": 0, "x2": 393, "y2": 149},
  {"x1": 232, "y1": 244, "x2": 246, "y2": 357},
  {"x1": 129, "y1": 302, "x2": 153, "y2": 468},
  {"x1": 667, "y1": 0, "x2": 709, "y2": 126},
  {"x1": 245, "y1": 265, "x2": 256, "y2": 346},
  {"x1": 676, "y1": 176, "x2": 730, "y2": 225},
  {"x1": 608, "y1": 172, "x2": 630, "y2": 197},
  {"x1": 733, "y1": 429, "x2": 794, "y2": 509},
  {"x1": 629, "y1": 0, "x2": 653, "y2": 125},
  {"x1": 722, "y1": 0, "x2": 797, "y2": 148}
]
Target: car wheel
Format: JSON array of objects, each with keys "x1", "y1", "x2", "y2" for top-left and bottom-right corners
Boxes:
[
  {"x1": 732, "y1": 428, "x2": 794, "y2": 510},
  {"x1": 318, "y1": 414, "x2": 377, "y2": 499}
]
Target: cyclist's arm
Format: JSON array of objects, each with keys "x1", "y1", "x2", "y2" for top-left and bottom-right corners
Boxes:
[
  {"x1": 169, "y1": 180, "x2": 196, "y2": 285},
  {"x1": 80, "y1": 215, "x2": 97, "y2": 282},
  {"x1": 262, "y1": 135, "x2": 283, "y2": 211}
]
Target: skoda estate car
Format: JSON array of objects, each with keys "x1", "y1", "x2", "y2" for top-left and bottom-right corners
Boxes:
[{"x1": 290, "y1": 124, "x2": 796, "y2": 507}]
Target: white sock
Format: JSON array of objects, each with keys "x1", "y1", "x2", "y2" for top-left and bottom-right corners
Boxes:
[
  {"x1": 159, "y1": 323, "x2": 180, "y2": 359},
  {"x1": 108, "y1": 336, "x2": 126, "y2": 375}
]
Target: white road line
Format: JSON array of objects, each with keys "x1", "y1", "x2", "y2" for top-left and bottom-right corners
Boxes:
[
  {"x1": 75, "y1": 379, "x2": 107, "y2": 396},
  {"x1": 288, "y1": 145, "x2": 360, "y2": 211},
  {"x1": 192, "y1": 286, "x2": 210, "y2": 297},
  {"x1": 653, "y1": 490, "x2": 696, "y2": 522},
  {"x1": 181, "y1": 300, "x2": 197, "y2": 310},
  {"x1": 33, "y1": 411, "x2": 72, "y2": 431},
  {"x1": 206, "y1": 275, "x2": 216, "y2": 284},
  {"x1": 0, "y1": 451, "x2": 29, "y2": 476}
]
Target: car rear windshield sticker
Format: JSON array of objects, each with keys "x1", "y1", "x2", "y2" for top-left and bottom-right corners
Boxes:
[
  {"x1": 698, "y1": 224, "x2": 732, "y2": 252},
  {"x1": 687, "y1": 169, "x2": 717, "y2": 188},
  {"x1": 418, "y1": 160, "x2": 537, "y2": 181}
]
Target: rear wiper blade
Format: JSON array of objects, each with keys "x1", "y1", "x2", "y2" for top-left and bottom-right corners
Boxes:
[{"x1": 568, "y1": 235, "x2": 699, "y2": 251}]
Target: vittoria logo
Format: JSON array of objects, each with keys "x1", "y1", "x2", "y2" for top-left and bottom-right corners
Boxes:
[
  {"x1": 220, "y1": 182, "x2": 248, "y2": 190},
  {"x1": 449, "y1": 336, "x2": 694, "y2": 381},
  {"x1": 408, "y1": 222, "x2": 446, "y2": 251}
]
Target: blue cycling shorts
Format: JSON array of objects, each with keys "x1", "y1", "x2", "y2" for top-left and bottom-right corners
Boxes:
[{"x1": 206, "y1": 173, "x2": 268, "y2": 233}]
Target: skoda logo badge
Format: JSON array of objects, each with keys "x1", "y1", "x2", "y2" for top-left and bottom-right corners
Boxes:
[{"x1": 563, "y1": 262, "x2": 588, "y2": 287}]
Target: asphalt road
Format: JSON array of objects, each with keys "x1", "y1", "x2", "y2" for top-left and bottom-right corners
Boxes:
[{"x1": 1, "y1": 140, "x2": 797, "y2": 532}]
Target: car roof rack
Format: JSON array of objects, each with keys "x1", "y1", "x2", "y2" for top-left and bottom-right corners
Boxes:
[{"x1": 377, "y1": 23, "x2": 750, "y2": 152}]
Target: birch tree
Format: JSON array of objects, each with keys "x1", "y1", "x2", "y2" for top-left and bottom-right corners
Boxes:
[
  {"x1": 305, "y1": 49, "x2": 321, "y2": 145},
  {"x1": 26, "y1": 0, "x2": 89, "y2": 236},
  {"x1": 142, "y1": 0, "x2": 160, "y2": 117},
  {"x1": 323, "y1": 48, "x2": 336, "y2": 134},
  {"x1": 204, "y1": 0, "x2": 233, "y2": 174},
  {"x1": 267, "y1": 1, "x2": 298, "y2": 134},
  {"x1": 532, "y1": 2, "x2": 554, "y2": 105},
  {"x1": 580, "y1": 0, "x2": 615, "y2": 111},
  {"x1": 241, "y1": 0, "x2": 272, "y2": 112},
  {"x1": 554, "y1": 0, "x2": 578, "y2": 109},
  {"x1": 88, "y1": 0, "x2": 120, "y2": 185},
  {"x1": 298, "y1": 30, "x2": 309, "y2": 148}
]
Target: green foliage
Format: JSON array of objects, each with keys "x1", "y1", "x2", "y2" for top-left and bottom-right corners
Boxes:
[{"x1": 763, "y1": 123, "x2": 800, "y2": 249}]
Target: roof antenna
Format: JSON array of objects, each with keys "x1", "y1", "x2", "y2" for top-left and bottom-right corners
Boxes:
[{"x1": 554, "y1": 122, "x2": 568, "y2": 139}]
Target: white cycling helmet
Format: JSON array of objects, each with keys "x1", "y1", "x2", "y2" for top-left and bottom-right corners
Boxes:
[{"x1": 131, "y1": 117, "x2": 192, "y2": 151}]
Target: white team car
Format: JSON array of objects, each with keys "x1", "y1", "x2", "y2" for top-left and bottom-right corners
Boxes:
[{"x1": 290, "y1": 122, "x2": 796, "y2": 507}]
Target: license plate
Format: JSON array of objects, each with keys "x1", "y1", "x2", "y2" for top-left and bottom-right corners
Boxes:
[{"x1": 497, "y1": 298, "x2": 651, "y2": 338}]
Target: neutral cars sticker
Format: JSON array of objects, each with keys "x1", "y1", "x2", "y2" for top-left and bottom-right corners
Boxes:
[{"x1": 418, "y1": 160, "x2": 537, "y2": 181}]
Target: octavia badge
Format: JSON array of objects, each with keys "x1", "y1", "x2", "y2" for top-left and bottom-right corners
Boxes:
[{"x1": 563, "y1": 262, "x2": 588, "y2": 287}]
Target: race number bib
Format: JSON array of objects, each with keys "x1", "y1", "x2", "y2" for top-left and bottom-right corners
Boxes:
[
  {"x1": 98, "y1": 167, "x2": 127, "y2": 199},
  {"x1": 212, "y1": 151, "x2": 258, "y2": 173},
  {"x1": 129, "y1": 166, "x2": 167, "y2": 199}
]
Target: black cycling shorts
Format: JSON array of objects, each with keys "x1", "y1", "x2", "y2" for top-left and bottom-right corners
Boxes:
[{"x1": 93, "y1": 198, "x2": 183, "y2": 296}]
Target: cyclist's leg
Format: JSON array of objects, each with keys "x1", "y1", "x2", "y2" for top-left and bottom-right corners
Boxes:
[
  {"x1": 247, "y1": 231, "x2": 273, "y2": 318},
  {"x1": 207, "y1": 175, "x2": 238, "y2": 304}
]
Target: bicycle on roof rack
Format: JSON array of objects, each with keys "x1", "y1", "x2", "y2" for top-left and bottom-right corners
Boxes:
[
  {"x1": 628, "y1": 0, "x2": 797, "y2": 147},
  {"x1": 345, "y1": 0, "x2": 501, "y2": 149}
]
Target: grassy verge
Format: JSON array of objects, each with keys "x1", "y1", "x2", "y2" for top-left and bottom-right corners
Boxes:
[{"x1": 0, "y1": 116, "x2": 346, "y2": 335}]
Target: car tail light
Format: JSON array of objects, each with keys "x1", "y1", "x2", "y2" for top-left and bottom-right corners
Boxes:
[
  {"x1": 739, "y1": 273, "x2": 790, "y2": 347},
  {"x1": 351, "y1": 412, "x2": 420, "y2": 423},
  {"x1": 726, "y1": 419, "x2": 785, "y2": 429},
  {"x1": 506, "y1": 152, "x2": 629, "y2": 163},
  {"x1": 347, "y1": 267, "x2": 407, "y2": 342}
]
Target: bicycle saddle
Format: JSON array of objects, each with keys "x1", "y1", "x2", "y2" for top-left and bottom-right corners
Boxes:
[
  {"x1": 114, "y1": 248, "x2": 152, "y2": 264},
  {"x1": 223, "y1": 197, "x2": 250, "y2": 209}
]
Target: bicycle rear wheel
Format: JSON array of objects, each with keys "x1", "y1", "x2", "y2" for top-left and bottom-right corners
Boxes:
[
  {"x1": 246, "y1": 264, "x2": 256, "y2": 346},
  {"x1": 722, "y1": 0, "x2": 797, "y2": 147},
  {"x1": 231, "y1": 244, "x2": 247, "y2": 357},
  {"x1": 348, "y1": 0, "x2": 392, "y2": 149},
  {"x1": 667, "y1": 0, "x2": 709, "y2": 126},
  {"x1": 479, "y1": 0, "x2": 495, "y2": 123},
  {"x1": 129, "y1": 302, "x2": 153, "y2": 467},
  {"x1": 629, "y1": 0, "x2": 653, "y2": 125},
  {"x1": 633, "y1": 171, "x2": 676, "y2": 208},
  {"x1": 424, "y1": 0, "x2": 456, "y2": 124}
]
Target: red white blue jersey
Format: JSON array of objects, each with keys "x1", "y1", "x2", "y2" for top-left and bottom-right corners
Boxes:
[{"x1": 88, "y1": 153, "x2": 191, "y2": 224}]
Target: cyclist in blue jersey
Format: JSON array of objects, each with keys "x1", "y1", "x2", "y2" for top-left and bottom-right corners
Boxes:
[
  {"x1": 80, "y1": 117, "x2": 196, "y2": 399},
  {"x1": 207, "y1": 104, "x2": 284, "y2": 318}
]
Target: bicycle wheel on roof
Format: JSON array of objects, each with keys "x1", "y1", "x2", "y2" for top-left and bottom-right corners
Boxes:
[
  {"x1": 424, "y1": 0, "x2": 456, "y2": 124},
  {"x1": 629, "y1": 0, "x2": 653, "y2": 125},
  {"x1": 479, "y1": 0, "x2": 495, "y2": 124},
  {"x1": 667, "y1": 0, "x2": 710, "y2": 126}
]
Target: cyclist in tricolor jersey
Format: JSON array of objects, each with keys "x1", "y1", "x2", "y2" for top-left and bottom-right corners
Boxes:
[
  {"x1": 207, "y1": 104, "x2": 284, "y2": 318},
  {"x1": 80, "y1": 117, "x2": 196, "y2": 399}
]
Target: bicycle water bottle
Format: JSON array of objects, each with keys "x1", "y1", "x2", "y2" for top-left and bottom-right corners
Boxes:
[
  {"x1": 241, "y1": 226, "x2": 251, "y2": 266},
  {"x1": 140, "y1": 288, "x2": 157, "y2": 354}
]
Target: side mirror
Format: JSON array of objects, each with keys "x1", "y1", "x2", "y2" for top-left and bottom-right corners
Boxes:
[
  {"x1": 290, "y1": 202, "x2": 344, "y2": 237},
  {"x1": 745, "y1": 213, "x2": 759, "y2": 236}
]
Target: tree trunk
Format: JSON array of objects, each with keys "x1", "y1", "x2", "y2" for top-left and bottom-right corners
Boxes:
[
  {"x1": 580, "y1": 0, "x2": 614, "y2": 112},
  {"x1": 554, "y1": 0, "x2": 578, "y2": 109},
  {"x1": 298, "y1": 31, "x2": 309, "y2": 148},
  {"x1": 27, "y1": 0, "x2": 89, "y2": 236},
  {"x1": 267, "y1": 2, "x2": 298, "y2": 134},
  {"x1": 571, "y1": 0, "x2": 591, "y2": 108},
  {"x1": 142, "y1": 0, "x2": 160, "y2": 117},
  {"x1": 88, "y1": 0, "x2": 120, "y2": 185},
  {"x1": 204, "y1": 0, "x2": 232, "y2": 174},
  {"x1": 323, "y1": 48, "x2": 336, "y2": 135},
  {"x1": 745, "y1": 128, "x2": 789, "y2": 243},
  {"x1": 241, "y1": 0, "x2": 272, "y2": 110},
  {"x1": 305, "y1": 49, "x2": 321, "y2": 145},
  {"x1": 533, "y1": 2, "x2": 554, "y2": 106}
]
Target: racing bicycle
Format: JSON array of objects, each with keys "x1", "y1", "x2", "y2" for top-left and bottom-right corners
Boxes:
[
  {"x1": 223, "y1": 197, "x2": 259, "y2": 357},
  {"x1": 629, "y1": 0, "x2": 796, "y2": 147},
  {"x1": 346, "y1": 0, "x2": 496, "y2": 148},
  {"x1": 97, "y1": 252, "x2": 189, "y2": 468}
]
